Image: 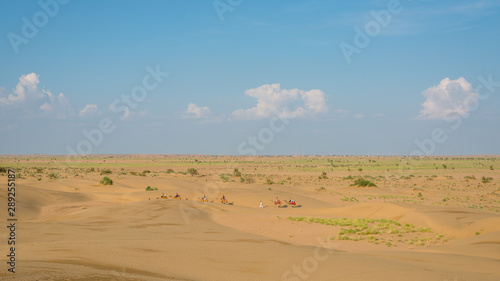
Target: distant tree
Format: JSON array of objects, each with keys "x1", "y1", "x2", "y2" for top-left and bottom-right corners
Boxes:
[{"x1": 187, "y1": 168, "x2": 198, "y2": 176}]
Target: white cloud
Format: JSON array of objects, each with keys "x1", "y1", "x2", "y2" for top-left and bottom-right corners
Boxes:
[
  {"x1": 183, "y1": 103, "x2": 211, "y2": 119},
  {"x1": 231, "y1": 83, "x2": 328, "y2": 120},
  {"x1": 79, "y1": 104, "x2": 100, "y2": 117},
  {"x1": 0, "y1": 73, "x2": 77, "y2": 119},
  {"x1": 417, "y1": 77, "x2": 478, "y2": 120},
  {"x1": 39, "y1": 90, "x2": 73, "y2": 119},
  {"x1": 0, "y1": 73, "x2": 40, "y2": 106},
  {"x1": 354, "y1": 114, "x2": 364, "y2": 119}
]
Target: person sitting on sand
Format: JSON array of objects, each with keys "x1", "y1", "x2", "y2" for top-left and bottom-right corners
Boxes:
[
  {"x1": 161, "y1": 193, "x2": 167, "y2": 198},
  {"x1": 222, "y1": 195, "x2": 226, "y2": 201},
  {"x1": 274, "y1": 196, "x2": 280, "y2": 204},
  {"x1": 174, "y1": 193, "x2": 180, "y2": 199},
  {"x1": 202, "y1": 195, "x2": 207, "y2": 201}
]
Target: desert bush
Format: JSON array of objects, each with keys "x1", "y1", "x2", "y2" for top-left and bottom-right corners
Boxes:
[
  {"x1": 0, "y1": 167, "x2": 7, "y2": 173},
  {"x1": 244, "y1": 175, "x2": 255, "y2": 184},
  {"x1": 491, "y1": 166, "x2": 494, "y2": 170},
  {"x1": 143, "y1": 170, "x2": 151, "y2": 174},
  {"x1": 100, "y1": 176, "x2": 113, "y2": 185},
  {"x1": 482, "y1": 176, "x2": 493, "y2": 183},
  {"x1": 464, "y1": 175, "x2": 476, "y2": 180},
  {"x1": 130, "y1": 171, "x2": 138, "y2": 176},
  {"x1": 319, "y1": 172, "x2": 328, "y2": 179},
  {"x1": 187, "y1": 168, "x2": 198, "y2": 176},
  {"x1": 233, "y1": 168, "x2": 241, "y2": 177},
  {"x1": 351, "y1": 178, "x2": 376, "y2": 187},
  {"x1": 166, "y1": 168, "x2": 175, "y2": 174},
  {"x1": 266, "y1": 177, "x2": 274, "y2": 185},
  {"x1": 220, "y1": 174, "x2": 229, "y2": 182},
  {"x1": 48, "y1": 172, "x2": 59, "y2": 179},
  {"x1": 145, "y1": 186, "x2": 154, "y2": 191},
  {"x1": 100, "y1": 169, "x2": 112, "y2": 175},
  {"x1": 36, "y1": 168, "x2": 43, "y2": 173}
]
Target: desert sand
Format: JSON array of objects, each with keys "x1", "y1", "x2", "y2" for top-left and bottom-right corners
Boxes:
[{"x1": 0, "y1": 155, "x2": 499, "y2": 280}]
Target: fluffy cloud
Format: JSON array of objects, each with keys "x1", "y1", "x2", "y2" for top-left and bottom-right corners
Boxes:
[
  {"x1": 79, "y1": 104, "x2": 100, "y2": 117},
  {"x1": 0, "y1": 73, "x2": 74, "y2": 119},
  {"x1": 0, "y1": 73, "x2": 41, "y2": 106},
  {"x1": 183, "y1": 103, "x2": 211, "y2": 119},
  {"x1": 232, "y1": 83, "x2": 328, "y2": 120},
  {"x1": 418, "y1": 77, "x2": 478, "y2": 120}
]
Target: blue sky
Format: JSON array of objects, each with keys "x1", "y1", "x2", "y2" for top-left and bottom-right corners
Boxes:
[{"x1": 1, "y1": 0, "x2": 499, "y2": 155}]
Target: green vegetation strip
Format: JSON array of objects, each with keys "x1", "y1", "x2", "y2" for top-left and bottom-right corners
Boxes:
[{"x1": 286, "y1": 217, "x2": 450, "y2": 247}]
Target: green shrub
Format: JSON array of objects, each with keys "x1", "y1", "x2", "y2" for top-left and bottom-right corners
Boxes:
[
  {"x1": 220, "y1": 174, "x2": 229, "y2": 182},
  {"x1": 187, "y1": 168, "x2": 198, "y2": 176},
  {"x1": 0, "y1": 167, "x2": 6, "y2": 173},
  {"x1": 233, "y1": 168, "x2": 241, "y2": 177},
  {"x1": 100, "y1": 176, "x2": 113, "y2": 185},
  {"x1": 266, "y1": 177, "x2": 274, "y2": 185},
  {"x1": 319, "y1": 172, "x2": 328, "y2": 179},
  {"x1": 166, "y1": 168, "x2": 175, "y2": 174},
  {"x1": 145, "y1": 186, "x2": 154, "y2": 191},
  {"x1": 351, "y1": 178, "x2": 376, "y2": 187},
  {"x1": 482, "y1": 176, "x2": 493, "y2": 183},
  {"x1": 100, "y1": 169, "x2": 112, "y2": 175}
]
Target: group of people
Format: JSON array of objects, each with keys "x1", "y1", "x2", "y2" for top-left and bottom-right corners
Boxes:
[
  {"x1": 158, "y1": 194, "x2": 296, "y2": 207},
  {"x1": 159, "y1": 193, "x2": 181, "y2": 199},
  {"x1": 262, "y1": 197, "x2": 295, "y2": 208},
  {"x1": 276, "y1": 196, "x2": 295, "y2": 204}
]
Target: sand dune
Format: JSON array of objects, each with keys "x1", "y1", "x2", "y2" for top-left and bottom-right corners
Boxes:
[{"x1": 1, "y1": 156, "x2": 499, "y2": 280}]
